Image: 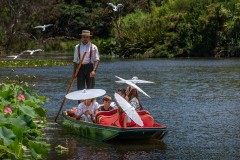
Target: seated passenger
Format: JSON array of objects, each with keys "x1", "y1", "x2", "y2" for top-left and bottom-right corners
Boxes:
[
  {"x1": 98, "y1": 95, "x2": 114, "y2": 111},
  {"x1": 75, "y1": 99, "x2": 99, "y2": 123},
  {"x1": 118, "y1": 107, "x2": 136, "y2": 127},
  {"x1": 117, "y1": 88, "x2": 126, "y2": 98},
  {"x1": 65, "y1": 107, "x2": 77, "y2": 118},
  {"x1": 125, "y1": 86, "x2": 143, "y2": 111}
]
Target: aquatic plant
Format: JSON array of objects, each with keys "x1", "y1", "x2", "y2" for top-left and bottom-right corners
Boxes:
[
  {"x1": 0, "y1": 60, "x2": 72, "y2": 67},
  {"x1": 0, "y1": 71, "x2": 50, "y2": 159}
]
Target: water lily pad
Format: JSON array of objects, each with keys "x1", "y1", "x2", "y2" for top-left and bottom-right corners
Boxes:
[{"x1": 55, "y1": 145, "x2": 69, "y2": 153}]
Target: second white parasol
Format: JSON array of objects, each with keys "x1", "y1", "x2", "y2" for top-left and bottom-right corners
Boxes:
[
  {"x1": 115, "y1": 76, "x2": 151, "y2": 98},
  {"x1": 116, "y1": 76, "x2": 154, "y2": 84}
]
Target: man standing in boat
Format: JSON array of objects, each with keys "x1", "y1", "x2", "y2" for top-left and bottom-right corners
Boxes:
[{"x1": 73, "y1": 30, "x2": 100, "y2": 90}]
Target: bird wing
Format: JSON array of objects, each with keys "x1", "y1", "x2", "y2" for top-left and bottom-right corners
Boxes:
[
  {"x1": 7, "y1": 55, "x2": 17, "y2": 58},
  {"x1": 117, "y1": 4, "x2": 124, "y2": 8},
  {"x1": 107, "y1": 3, "x2": 116, "y2": 8},
  {"x1": 45, "y1": 24, "x2": 53, "y2": 27},
  {"x1": 34, "y1": 49, "x2": 44, "y2": 52},
  {"x1": 22, "y1": 50, "x2": 32, "y2": 53},
  {"x1": 34, "y1": 26, "x2": 43, "y2": 29}
]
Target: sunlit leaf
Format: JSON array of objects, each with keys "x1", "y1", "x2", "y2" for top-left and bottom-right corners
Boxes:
[
  {"x1": 0, "y1": 90, "x2": 9, "y2": 99},
  {"x1": 24, "y1": 100, "x2": 39, "y2": 108},
  {"x1": 9, "y1": 140, "x2": 24, "y2": 159},
  {"x1": 28, "y1": 140, "x2": 50, "y2": 159}
]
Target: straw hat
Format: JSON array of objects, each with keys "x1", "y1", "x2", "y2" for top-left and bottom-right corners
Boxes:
[{"x1": 80, "y1": 30, "x2": 92, "y2": 36}]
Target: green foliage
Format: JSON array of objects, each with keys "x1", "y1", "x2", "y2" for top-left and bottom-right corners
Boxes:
[
  {"x1": 0, "y1": 60, "x2": 72, "y2": 67},
  {"x1": 0, "y1": 72, "x2": 50, "y2": 159},
  {"x1": 115, "y1": 0, "x2": 240, "y2": 58},
  {"x1": 0, "y1": 0, "x2": 240, "y2": 57}
]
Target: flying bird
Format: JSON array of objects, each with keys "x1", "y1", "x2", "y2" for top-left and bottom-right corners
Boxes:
[
  {"x1": 6, "y1": 49, "x2": 44, "y2": 59},
  {"x1": 22, "y1": 49, "x2": 44, "y2": 55},
  {"x1": 7, "y1": 52, "x2": 24, "y2": 59},
  {"x1": 34, "y1": 24, "x2": 53, "y2": 31},
  {"x1": 107, "y1": 3, "x2": 124, "y2": 12}
]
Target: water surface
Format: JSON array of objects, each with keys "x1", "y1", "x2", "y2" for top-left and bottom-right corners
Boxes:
[{"x1": 0, "y1": 58, "x2": 239, "y2": 159}]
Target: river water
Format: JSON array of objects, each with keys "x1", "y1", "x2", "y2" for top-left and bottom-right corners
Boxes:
[{"x1": 0, "y1": 58, "x2": 240, "y2": 159}]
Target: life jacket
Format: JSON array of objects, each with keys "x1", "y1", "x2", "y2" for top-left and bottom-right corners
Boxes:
[{"x1": 78, "y1": 42, "x2": 93, "y2": 62}]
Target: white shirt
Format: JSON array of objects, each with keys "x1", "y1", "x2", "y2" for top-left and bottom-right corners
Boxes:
[
  {"x1": 129, "y1": 97, "x2": 140, "y2": 111},
  {"x1": 76, "y1": 101, "x2": 99, "y2": 116},
  {"x1": 73, "y1": 42, "x2": 100, "y2": 64}
]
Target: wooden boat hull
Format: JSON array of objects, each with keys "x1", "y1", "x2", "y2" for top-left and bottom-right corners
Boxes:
[{"x1": 61, "y1": 112, "x2": 167, "y2": 141}]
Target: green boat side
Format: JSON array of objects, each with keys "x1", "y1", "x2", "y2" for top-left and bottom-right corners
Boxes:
[{"x1": 61, "y1": 112, "x2": 168, "y2": 141}]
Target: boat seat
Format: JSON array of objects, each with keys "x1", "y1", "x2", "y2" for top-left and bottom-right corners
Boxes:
[
  {"x1": 96, "y1": 109, "x2": 154, "y2": 127},
  {"x1": 140, "y1": 114, "x2": 154, "y2": 127},
  {"x1": 97, "y1": 113, "x2": 121, "y2": 127},
  {"x1": 137, "y1": 110, "x2": 150, "y2": 116},
  {"x1": 137, "y1": 110, "x2": 154, "y2": 127},
  {"x1": 96, "y1": 109, "x2": 120, "y2": 127},
  {"x1": 95, "y1": 109, "x2": 118, "y2": 117}
]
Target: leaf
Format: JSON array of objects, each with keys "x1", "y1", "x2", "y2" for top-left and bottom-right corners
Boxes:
[
  {"x1": 0, "y1": 144, "x2": 11, "y2": 157},
  {"x1": 0, "y1": 97, "x2": 11, "y2": 106},
  {"x1": 24, "y1": 100, "x2": 39, "y2": 108},
  {"x1": 34, "y1": 107, "x2": 46, "y2": 118},
  {"x1": 8, "y1": 140, "x2": 24, "y2": 159},
  {"x1": 19, "y1": 114, "x2": 32, "y2": 126},
  {"x1": 28, "y1": 140, "x2": 50, "y2": 159},
  {"x1": 19, "y1": 104, "x2": 36, "y2": 118},
  {"x1": 8, "y1": 117, "x2": 27, "y2": 127},
  {"x1": 11, "y1": 125, "x2": 24, "y2": 141},
  {"x1": 19, "y1": 115, "x2": 36, "y2": 129},
  {"x1": 0, "y1": 90, "x2": 9, "y2": 99},
  {"x1": 0, "y1": 126, "x2": 15, "y2": 145},
  {"x1": 0, "y1": 113, "x2": 7, "y2": 123}
]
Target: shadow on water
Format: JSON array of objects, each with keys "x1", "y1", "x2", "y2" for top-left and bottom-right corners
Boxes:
[{"x1": 1, "y1": 58, "x2": 240, "y2": 159}]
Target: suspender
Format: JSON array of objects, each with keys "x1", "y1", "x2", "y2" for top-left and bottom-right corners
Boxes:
[{"x1": 78, "y1": 43, "x2": 92, "y2": 63}]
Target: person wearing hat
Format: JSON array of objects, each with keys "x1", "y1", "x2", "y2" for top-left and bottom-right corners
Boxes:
[
  {"x1": 73, "y1": 30, "x2": 100, "y2": 90},
  {"x1": 98, "y1": 95, "x2": 114, "y2": 111}
]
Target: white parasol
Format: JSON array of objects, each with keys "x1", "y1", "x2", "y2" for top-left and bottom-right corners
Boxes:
[
  {"x1": 116, "y1": 76, "x2": 154, "y2": 84},
  {"x1": 65, "y1": 89, "x2": 106, "y2": 100},
  {"x1": 114, "y1": 93, "x2": 143, "y2": 127},
  {"x1": 115, "y1": 76, "x2": 151, "y2": 98}
]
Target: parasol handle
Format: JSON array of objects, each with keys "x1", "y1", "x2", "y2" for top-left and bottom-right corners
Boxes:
[{"x1": 55, "y1": 52, "x2": 87, "y2": 122}]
